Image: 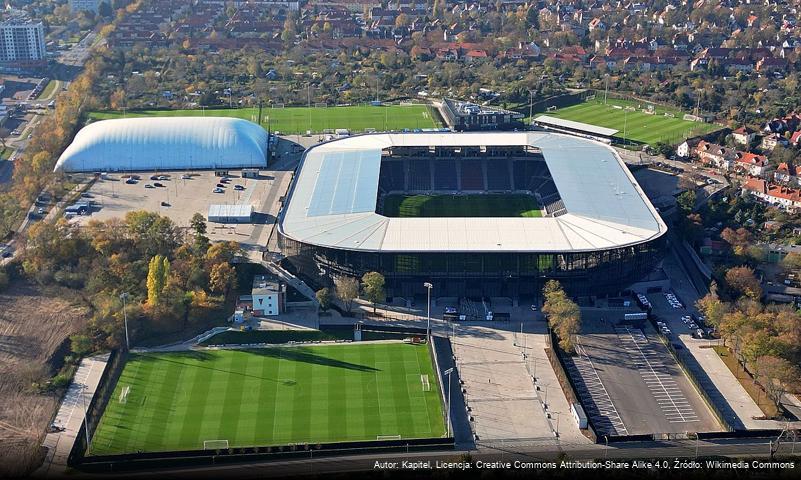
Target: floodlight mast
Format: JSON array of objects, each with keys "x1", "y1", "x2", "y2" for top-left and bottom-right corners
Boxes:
[{"x1": 424, "y1": 282, "x2": 433, "y2": 340}]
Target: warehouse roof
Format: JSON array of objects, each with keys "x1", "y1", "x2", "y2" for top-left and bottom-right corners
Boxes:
[
  {"x1": 279, "y1": 132, "x2": 667, "y2": 253},
  {"x1": 54, "y1": 117, "x2": 268, "y2": 172}
]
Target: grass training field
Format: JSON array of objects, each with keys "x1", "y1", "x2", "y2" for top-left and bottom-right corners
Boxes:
[
  {"x1": 542, "y1": 98, "x2": 719, "y2": 145},
  {"x1": 383, "y1": 194, "x2": 542, "y2": 218},
  {"x1": 89, "y1": 343, "x2": 446, "y2": 455},
  {"x1": 87, "y1": 104, "x2": 441, "y2": 134}
]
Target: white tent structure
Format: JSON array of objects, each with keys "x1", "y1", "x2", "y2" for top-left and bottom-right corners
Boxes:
[{"x1": 54, "y1": 117, "x2": 268, "y2": 172}]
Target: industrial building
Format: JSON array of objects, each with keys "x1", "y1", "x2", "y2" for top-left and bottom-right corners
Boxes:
[{"x1": 54, "y1": 117, "x2": 269, "y2": 172}]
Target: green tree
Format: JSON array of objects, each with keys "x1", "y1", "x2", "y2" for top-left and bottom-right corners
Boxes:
[
  {"x1": 70, "y1": 333, "x2": 93, "y2": 357},
  {"x1": 361, "y1": 271, "x2": 385, "y2": 313},
  {"x1": 190, "y1": 212, "x2": 207, "y2": 236},
  {"x1": 676, "y1": 189, "x2": 696, "y2": 213},
  {"x1": 146, "y1": 255, "x2": 170, "y2": 306}
]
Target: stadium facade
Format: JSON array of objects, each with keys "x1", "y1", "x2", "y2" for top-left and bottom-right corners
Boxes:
[
  {"x1": 54, "y1": 117, "x2": 269, "y2": 172},
  {"x1": 277, "y1": 132, "x2": 668, "y2": 300}
]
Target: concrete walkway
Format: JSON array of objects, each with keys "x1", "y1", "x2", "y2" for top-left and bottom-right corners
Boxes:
[{"x1": 37, "y1": 353, "x2": 110, "y2": 477}]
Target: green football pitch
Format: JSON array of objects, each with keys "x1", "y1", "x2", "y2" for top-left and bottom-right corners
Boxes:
[
  {"x1": 542, "y1": 99, "x2": 719, "y2": 145},
  {"x1": 87, "y1": 104, "x2": 441, "y2": 134},
  {"x1": 89, "y1": 343, "x2": 446, "y2": 455},
  {"x1": 382, "y1": 194, "x2": 542, "y2": 218}
]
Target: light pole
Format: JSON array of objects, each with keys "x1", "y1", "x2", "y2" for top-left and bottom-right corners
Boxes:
[
  {"x1": 444, "y1": 367, "x2": 454, "y2": 437},
  {"x1": 528, "y1": 89, "x2": 534, "y2": 128},
  {"x1": 424, "y1": 282, "x2": 433, "y2": 339},
  {"x1": 604, "y1": 436, "x2": 609, "y2": 459},
  {"x1": 554, "y1": 411, "x2": 560, "y2": 437},
  {"x1": 604, "y1": 73, "x2": 609, "y2": 104},
  {"x1": 120, "y1": 292, "x2": 130, "y2": 351}
]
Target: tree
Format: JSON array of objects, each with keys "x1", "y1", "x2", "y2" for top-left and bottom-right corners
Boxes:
[
  {"x1": 69, "y1": 333, "x2": 93, "y2": 357},
  {"x1": 146, "y1": 255, "x2": 170, "y2": 306},
  {"x1": 190, "y1": 212, "x2": 207, "y2": 236},
  {"x1": 782, "y1": 252, "x2": 801, "y2": 270},
  {"x1": 756, "y1": 355, "x2": 800, "y2": 404},
  {"x1": 541, "y1": 280, "x2": 581, "y2": 354},
  {"x1": 209, "y1": 262, "x2": 237, "y2": 295},
  {"x1": 361, "y1": 271, "x2": 385, "y2": 313},
  {"x1": 720, "y1": 227, "x2": 752, "y2": 256},
  {"x1": 316, "y1": 287, "x2": 332, "y2": 312},
  {"x1": 695, "y1": 282, "x2": 727, "y2": 328},
  {"x1": 725, "y1": 265, "x2": 762, "y2": 300},
  {"x1": 334, "y1": 276, "x2": 359, "y2": 313},
  {"x1": 676, "y1": 189, "x2": 696, "y2": 213}
]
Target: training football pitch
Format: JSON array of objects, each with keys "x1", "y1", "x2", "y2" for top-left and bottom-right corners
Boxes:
[
  {"x1": 87, "y1": 104, "x2": 441, "y2": 134},
  {"x1": 89, "y1": 343, "x2": 446, "y2": 455},
  {"x1": 383, "y1": 194, "x2": 542, "y2": 218},
  {"x1": 544, "y1": 99, "x2": 719, "y2": 145}
]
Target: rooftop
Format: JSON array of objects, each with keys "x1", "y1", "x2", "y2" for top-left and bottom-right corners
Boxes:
[
  {"x1": 533, "y1": 115, "x2": 620, "y2": 137},
  {"x1": 279, "y1": 132, "x2": 667, "y2": 253}
]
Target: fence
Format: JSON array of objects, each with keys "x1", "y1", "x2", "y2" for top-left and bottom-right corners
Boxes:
[
  {"x1": 544, "y1": 330, "x2": 598, "y2": 443},
  {"x1": 73, "y1": 436, "x2": 454, "y2": 473},
  {"x1": 68, "y1": 349, "x2": 128, "y2": 466}
]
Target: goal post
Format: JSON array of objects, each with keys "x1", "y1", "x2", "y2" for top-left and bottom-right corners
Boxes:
[
  {"x1": 313, "y1": 102, "x2": 328, "y2": 108},
  {"x1": 118, "y1": 385, "x2": 130, "y2": 404},
  {"x1": 420, "y1": 374, "x2": 431, "y2": 392},
  {"x1": 203, "y1": 440, "x2": 229, "y2": 450}
]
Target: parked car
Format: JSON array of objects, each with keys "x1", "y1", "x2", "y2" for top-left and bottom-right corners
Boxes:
[
  {"x1": 125, "y1": 178, "x2": 138, "y2": 184},
  {"x1": 216, "y1": 183, "x2": 226, "y2": 188},
  {"x1": 153, "y1": 182, "x2": 165, "y2": 187},
  {"x1": 180, "y1": 174, "x2": 191, "y2": 180},
  {"x1": 234, "y1": 184, "x2": 245, "y2": 191},
  {"x1": 144, "y1": 184, "x2": 155, "y2": 189},
  {"x1": 150, "y1": 175, "x2": 159, "y2": 181},
  {"x1": 213, "y1": 187, "x2": 224, "y2": 193}
]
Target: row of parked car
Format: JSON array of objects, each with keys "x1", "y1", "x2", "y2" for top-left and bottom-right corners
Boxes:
[{"x1": 664, "y1": 292, "x2": 684, "y2": 309}]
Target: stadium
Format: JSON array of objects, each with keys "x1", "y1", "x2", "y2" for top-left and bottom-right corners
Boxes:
[{"x1": 277, "y1": 132, "x2": 668, "y2": 300}]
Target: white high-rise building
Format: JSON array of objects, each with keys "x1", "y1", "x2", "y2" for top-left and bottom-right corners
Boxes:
[{"x1": 0, "y1": 20, "x2": 46, "y2": 67}]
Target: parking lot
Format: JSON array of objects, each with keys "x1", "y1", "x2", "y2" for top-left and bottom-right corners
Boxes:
[
  {"x1": 70, "y1": 169, "x2": 292, "y2": 251},
  {"x1": 562, "y1": 315, "x2": 720, "y2": 436}
]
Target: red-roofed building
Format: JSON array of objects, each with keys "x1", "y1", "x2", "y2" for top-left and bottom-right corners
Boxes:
[
  {"x1": 734, "y1": 152, "x2": 768, "y2": 176},
  {"x1": 774, "y1": 162, "x2": 800, "y2": 185},
  {"x1": 743, "y1": 178, "x2": 801, "y2": 211},
  {"x1": 732, "y1": 126, "x2": 756, "y2": 146}
]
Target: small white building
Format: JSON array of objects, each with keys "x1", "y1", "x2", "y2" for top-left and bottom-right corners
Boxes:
[
  {"x1": 251, "y1": 275, "x2": 285, "y2": 316},
  {"x1": 208, "y1": 204, "x2": 253, "y2": 223}
]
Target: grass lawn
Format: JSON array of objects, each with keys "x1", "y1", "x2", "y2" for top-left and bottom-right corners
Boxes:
[
  {"x1": 712, "y1": 346, "x2": 779, "y2": 418},
  {"x1": 36, "y1": 80, "x2": 58, "y2": 100},
  {"x1": 89, "y1": 343, "x2": 446, "y2": 454},
  {"x1": 383, "y1": 194, "x2": 542, "y2": 218},
  {"x1": 540, "y1": 98, "x2": 720, "y2": 145},
  {"x1": 87, "y1": 104, "x2": 441, "y2": 135}
]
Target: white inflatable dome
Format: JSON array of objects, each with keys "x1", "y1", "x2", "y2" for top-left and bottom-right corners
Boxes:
[{"x1": 54, "y1": 116, "x2": 269, "y2": 172}]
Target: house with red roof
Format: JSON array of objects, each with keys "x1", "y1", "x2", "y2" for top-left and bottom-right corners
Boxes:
[{"x1": 743, "y1": 178, "x2": 801, "y2": 211}]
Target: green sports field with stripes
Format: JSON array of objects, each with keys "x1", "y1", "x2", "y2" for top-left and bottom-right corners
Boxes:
[
  {"x1": 87, "y1": 104, "x2": 441, "y2": 135},
  {"x1": 89, "y1": 343, "x2": 446, "y2": 455},
  {"x1": 544, "y1": 99, "x2": 719, "y2": 145},
  {"x1": 382, "y1": 194, "x2": 542, "y2": 218}
]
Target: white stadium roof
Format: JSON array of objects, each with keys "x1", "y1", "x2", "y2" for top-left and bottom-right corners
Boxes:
[
  {"x1": 279, "y1": 132, "x2": 667, "y2": 253},
  {"x1": 533, "y1": 115, "x2": 619, "y2": 137},
  {"x1": 54, "y1": 117, "x2": 268, "y2": 172}
]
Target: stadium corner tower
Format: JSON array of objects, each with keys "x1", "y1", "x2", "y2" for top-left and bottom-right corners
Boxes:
[{"x1": 277, "y1": 132, "x2": 667, "y2": 300}]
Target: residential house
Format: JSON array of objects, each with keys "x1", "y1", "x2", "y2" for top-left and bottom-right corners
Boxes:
[
  {"x1": 743, "y1": 178, "x2": 801, "y2": 211},
  {"x1": 761, "y1": 133, "x2": 789, "y2": 151},
  {"x1": 774, "y1": 162, "x2": 800, "y2": 185},
  {"x1": 732, "y1": 126, "x2": 756, "y2": 146},
  {"x1": 733, "y1": 152, "x2": 768, "y2": 176}
]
